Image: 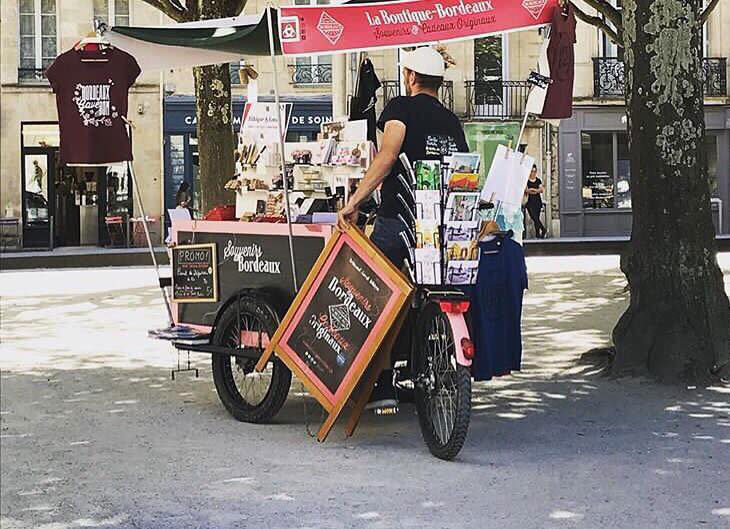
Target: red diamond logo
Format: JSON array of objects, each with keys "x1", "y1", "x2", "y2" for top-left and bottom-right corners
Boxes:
[
  {"x1": 522, "y1": 0, "x2": 548, "y2": 19},
  {"x1": 317, "y1": 12, "x2": 344, "y2": 45}
]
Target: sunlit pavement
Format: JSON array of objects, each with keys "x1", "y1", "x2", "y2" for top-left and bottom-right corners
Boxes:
[{"x1": 1, "y1": 256, "x2": 729, "y2": 529}]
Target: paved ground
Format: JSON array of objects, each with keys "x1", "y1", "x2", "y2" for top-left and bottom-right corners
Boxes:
[{"x1": 1, "y1": 256, "x2": 729, "y2": 529}]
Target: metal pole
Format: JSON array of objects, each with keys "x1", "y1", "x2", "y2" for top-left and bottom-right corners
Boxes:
[
  {"x1": 516, "y1": 110, "x2": 530, "y2": 150},
  {"x1": 128, "y1": 159, "x2": 175, "y2": 326},
  {"x1": 267, "y1": 5, "x2": 299, "y2": 293}
]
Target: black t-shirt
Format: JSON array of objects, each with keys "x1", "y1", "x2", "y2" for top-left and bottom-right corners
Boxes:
[
  {"x1": 377, "y1": 94, "x2": 468, "y2": 219},
  {"x1": 526, "y1": 177, "x2": 543, "y2": 206}
]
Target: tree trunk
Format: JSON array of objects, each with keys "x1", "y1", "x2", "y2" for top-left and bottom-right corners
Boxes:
[
  {"x1": 612, "y1": 0, "x2": 730, "y2": 384},
  {"x1": 194, "y1": 63, "x2": 234, "y2": 215},
  {"x1": 192, "y1": 0, "x2": 242, "y2": 216}
]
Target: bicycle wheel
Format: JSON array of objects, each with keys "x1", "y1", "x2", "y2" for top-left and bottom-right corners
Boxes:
[
  {"x1": 413, "y1": 302, "x2": 471, "y2": 460},
  {"x1": 211, "y1": 296, "x2": 291, "y2": 423}
]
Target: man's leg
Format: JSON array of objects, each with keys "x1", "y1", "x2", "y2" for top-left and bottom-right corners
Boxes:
[{"x1": 366, "y1": 217, "x2": 408, "y2": 410}]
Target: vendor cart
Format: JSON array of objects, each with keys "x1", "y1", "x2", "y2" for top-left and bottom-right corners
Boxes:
[
  {"x1": 170, "y1": 219, "x2": 474, "y2": 459},
  {"x1": 101, "y1": 0, "x2": 558, "y2": 459}
]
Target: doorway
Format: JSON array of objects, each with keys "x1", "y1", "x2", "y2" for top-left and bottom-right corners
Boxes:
[{"x1": 21, "y1": 148, "x2": 55, "y2": 248}]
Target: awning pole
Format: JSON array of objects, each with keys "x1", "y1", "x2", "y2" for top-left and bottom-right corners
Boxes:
[{"x1": 266, "y1": 5, "x2": 299, "y2": 293}]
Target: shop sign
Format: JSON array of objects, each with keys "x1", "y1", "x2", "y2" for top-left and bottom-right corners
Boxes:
[
  {"x1": 256, "y1": 225, "x2": 412, "y2": 441},
  {"x1": 168, "y1": 101, "x2": 331, "y2": 133},
  {"x1": 289, "y1": 114, "x2": 333, "y2": 127},
  {"x1": 240, "y1": 102, "x2": 293, "y2": 146},
  {"x1": 279, "y1": 0, "x2": 557, "y2": 55}
]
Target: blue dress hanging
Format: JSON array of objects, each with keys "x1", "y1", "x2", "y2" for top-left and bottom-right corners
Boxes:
[{"x1": 469, "y1": 233, "x2": 528, "y2": 381}]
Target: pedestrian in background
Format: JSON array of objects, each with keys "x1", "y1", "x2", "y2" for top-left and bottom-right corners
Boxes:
[{"x1": 524, "y1": 165, "x2": 546, "y2": 239}]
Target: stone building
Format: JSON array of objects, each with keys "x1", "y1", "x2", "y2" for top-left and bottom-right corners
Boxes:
[{"x1": 1, "y1": 0, "x2": 728, "y2": 249}]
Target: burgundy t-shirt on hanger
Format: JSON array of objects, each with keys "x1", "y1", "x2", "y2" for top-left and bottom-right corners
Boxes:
[{"x1": 45, "y1": 47, "x2": 141, "y2": 165}]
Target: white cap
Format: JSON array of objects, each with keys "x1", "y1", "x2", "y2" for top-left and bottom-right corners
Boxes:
[{"x1": 399, "y1": 46, "x2": 445, "y2": 77}]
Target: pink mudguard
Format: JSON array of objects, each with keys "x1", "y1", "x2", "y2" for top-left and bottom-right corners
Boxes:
[{"x1": 444, "y1": 312, "x2": 472, "y2": 367}]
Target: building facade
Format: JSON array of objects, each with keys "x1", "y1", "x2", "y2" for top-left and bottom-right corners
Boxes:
[
  {"x1": 1, "y1": 0, "x2": 166, "y2": 249},
  {"x1": 559, "y1": 1, "x2": 730, "y2": 237},
  {"x1": 2, "y1": 0, "x2": 729, "y2": 249}
]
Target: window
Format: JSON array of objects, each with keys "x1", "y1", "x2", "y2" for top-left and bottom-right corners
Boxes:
[
  {"x1": 705, "y1": 134, "x2": 719, "y2": 198},
  {"x1": 600, "y1": 0, "x2": 623, "y2": 60},
  {"x1": 582, "y1": 132, "x2": 632, "y2": 209},
  {"x1": 474, "y1": 36, "x2": 503, "y2": 81},
  {"x1": 19, "y1": 0, "x2": 57, "y2": 79},
  {"x1": 703, "y1": 0, "x2": 709, "y2": 57},
  {"x1": 581, "y1": 132, "x2": 615, "y2": 209},
  {"x1": 93, "y1": 0, "x2": 129, "y2": 26},
  {"x1": 616, "y1": 134, "x2": 631, "y2": 208},
  {"x1": 292, "y1": 0, "x2": 331, "y2": 84}
]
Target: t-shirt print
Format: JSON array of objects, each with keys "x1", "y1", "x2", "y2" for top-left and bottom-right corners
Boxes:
[
  {"x1": 425, "y1": 134, "x2": 459, "y2": 158},
  {"x1": 74, "y1": 83, "x2": 116, "y2": 127},
  {"x1": 46, "y1": 47, "x2": 141, "y2": 165}
]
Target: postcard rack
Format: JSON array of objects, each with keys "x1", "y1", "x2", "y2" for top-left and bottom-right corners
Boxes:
[{"x1": 394, "y1": 152, "x2": 482, "y2": 288}]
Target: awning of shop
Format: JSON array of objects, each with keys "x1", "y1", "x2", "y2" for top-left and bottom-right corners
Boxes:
[{"x1": 105, "y1": 9, "x2": 281, "y2": 71}]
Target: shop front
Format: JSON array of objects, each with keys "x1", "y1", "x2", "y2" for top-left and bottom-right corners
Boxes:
[
  {"x1": 18, "y1": 122, "x2": 134, "y2": 249},
  {"x1": 559, "y1": 106, "x2": 730, "y2": 237},
  {"x1": 163, "y1": 95, "x2": 332, "y2": 218}
]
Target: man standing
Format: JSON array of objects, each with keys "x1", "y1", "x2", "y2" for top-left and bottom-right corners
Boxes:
[{"x1": 337, "y1": 46, "x2": 469, "y2": 409}]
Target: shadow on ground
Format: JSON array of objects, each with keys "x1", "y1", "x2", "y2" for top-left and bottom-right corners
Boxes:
[{"x1": 1, "y1": 264, "x2": 729, "y2": 528}]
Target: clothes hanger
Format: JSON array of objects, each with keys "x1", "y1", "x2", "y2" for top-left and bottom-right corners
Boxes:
[
  {"x1": 74, "y1": 30, "x2": 112, "y2": 62},
  {"x1": 560, "y1": 1, "x2": 570, "y2": 17}
]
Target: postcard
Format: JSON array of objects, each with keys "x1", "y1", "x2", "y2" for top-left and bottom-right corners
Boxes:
[
  {"x1": 416, "y1": 220, "x2": 440, "y2": 249},
  {"x1": 415, "y1": 190, "x2": 442, "y2": 220},
  {"x1": 445, "y1": 192, "x2": 480, "y2": 222},
  {"x1": 444, "y1": 221, "x2": 480, "y2": 242},
  {"x1": 445, "y1": 260, "x2": 479, "y2": 285},
  {"x1": 414, "y1": 160, "x2": 441, "y2": 190}
]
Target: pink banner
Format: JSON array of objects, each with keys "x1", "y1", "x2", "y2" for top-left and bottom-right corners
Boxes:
[{"x1": 279, "y1": 0, "x2": 557, "y2": 56}]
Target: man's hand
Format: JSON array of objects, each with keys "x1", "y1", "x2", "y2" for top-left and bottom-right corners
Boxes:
[{"x1": 337, "y1": 203, "x2": 358, "y2": 232}]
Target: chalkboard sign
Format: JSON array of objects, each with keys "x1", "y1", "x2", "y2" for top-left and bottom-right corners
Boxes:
[
  {"x1": 172, "y1": 243, "x2": 218, "y2": 303},
  {"x1": 256, "y1": 225, "x2": 412, "y2": 441}
]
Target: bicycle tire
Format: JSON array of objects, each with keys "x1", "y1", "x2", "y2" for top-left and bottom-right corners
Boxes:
[
  {"x1": 413, "y1": 302, "x2": 471, "y2": 460},
  {"x1": 211, "y1": 296, "x2": 291, "y2": 423}
]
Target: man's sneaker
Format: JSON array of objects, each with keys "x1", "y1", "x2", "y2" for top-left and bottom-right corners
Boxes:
[{"x1": 365, "y1": 380, "x2": 398, "y2": 413}]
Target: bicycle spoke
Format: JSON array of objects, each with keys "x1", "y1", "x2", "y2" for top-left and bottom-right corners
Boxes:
[
  {"x1": 423, "y1": 311, "x2": 460, "y2": 446},
  {"x1": 223, "y1": 311, "x2": 273, "y2": 407}
]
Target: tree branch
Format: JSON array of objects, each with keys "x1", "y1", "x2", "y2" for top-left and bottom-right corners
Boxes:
[
  {"x1": 701, "y1": 0, "x2": 720, "y2": 25},
  {"x1": 577, "y1": 0, "x2": 622, "y2": 33},
  {"x1": 573, "y1": 2, "x2": 622, "y2": 46},
  {"x1": 138, "y1": 0, "x2": 188, "y2": 23}
]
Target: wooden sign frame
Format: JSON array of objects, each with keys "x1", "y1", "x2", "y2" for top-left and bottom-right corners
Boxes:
[
  {"x1": 256, "y1": 224, "x2": 412, "y2": 441},
  {"x1": 171, "y1": 243, "x2": 219, "y2": 303}
]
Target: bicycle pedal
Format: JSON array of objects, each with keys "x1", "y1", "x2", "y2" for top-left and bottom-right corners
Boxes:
[{"x1": 373, "y1": 406, "x2": 399, "y2": 416}]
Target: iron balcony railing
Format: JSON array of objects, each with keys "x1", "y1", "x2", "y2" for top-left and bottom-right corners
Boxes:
[
  {"x1": 18, "y1": 68, "x2": 47, "y2": 83},
  {"x1": 593, "y1": 57, "x2": 727, "y2": 98},
  {"x1": 381, "y1": 80, "x2": 454, "y2": 111},
  {"x1": 291, "y1": 64, "x2": 333, "y2": 84},
  {"x1": 464, "y1": 80, "x2": 531, "y2": 119}
]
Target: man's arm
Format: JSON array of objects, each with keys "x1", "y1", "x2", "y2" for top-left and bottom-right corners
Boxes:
[{"x1": 336, "y1": 120, "x2": 406, "y2": 231}]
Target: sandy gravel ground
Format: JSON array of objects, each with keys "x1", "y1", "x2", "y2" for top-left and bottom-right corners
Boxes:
[{"x1": 1, "y1": 256, "x2": 729, "y2": 529}]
